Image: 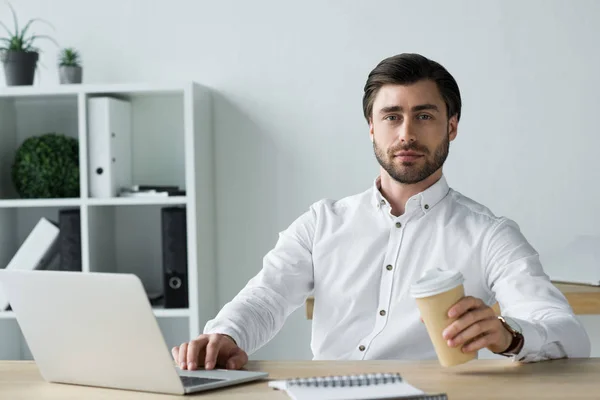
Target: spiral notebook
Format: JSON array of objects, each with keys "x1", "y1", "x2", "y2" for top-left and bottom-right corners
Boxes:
[{"x1": 268, "y1": 373, "x2": 447, "y2": 400}]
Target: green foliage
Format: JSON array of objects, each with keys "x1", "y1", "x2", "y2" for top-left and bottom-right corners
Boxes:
[
  {"x1": 58, "y1": 47, "x2": 81, "y2": 67},
  {"x1": 12, "y1": 133, "x2": 80, "y2": 198},
  {"x1": 0, "y1": 2, "x2": 57, "y2": 55}
]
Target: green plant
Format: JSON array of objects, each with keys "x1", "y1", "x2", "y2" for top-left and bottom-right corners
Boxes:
[
  {"x1": 58, "y1": 47, "x2": 81, "y2": 67},
  {"x1": 0, "y1": 2, "x2": 57, "y2": 57},
  {"x1": 12, "y1": 133, "x2": 80, "y2": 198}
]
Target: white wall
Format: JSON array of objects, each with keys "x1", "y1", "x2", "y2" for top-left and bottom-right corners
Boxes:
[{"x1": 3, "y1": 0, "x2": 599, "y2": 359}]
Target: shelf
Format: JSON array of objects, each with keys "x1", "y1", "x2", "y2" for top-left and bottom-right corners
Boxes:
[
  {"x1": 87, "y1": 204, "x2": 188, "y2": 305},
  {"x1": 0, "y1": 198, "x2": 82, "y2": 208},
  {"x1": 87, "y1": 196, "x2": 187, "y2": 206},
  {"x1": 152, "y1": 307, "x2": 190, "y2": 318},
  {"x1": 0, "y1": 82, "x2": 193, "y2": 98},
  {"x1": 0, "y1": 312, "x2": 15, "y2": 319},
  {"x1": 85, "y1": 83, "x2": 191, "y2": 97},
  {"x1": 0, "y1": 197, "x2": 188, "y2": 207},
  {"x1": 0, "y1": 308, "x2": 189, "y2": 319},
  {"x1": 0, "y1": 85, "x2": 82, "y2": 98},
  {"x1": 0, "y1": 94, "x2": 79, "y2": 201},
  {"x1": 0, "y1": 81, "x2": 215, "y2": 361}
]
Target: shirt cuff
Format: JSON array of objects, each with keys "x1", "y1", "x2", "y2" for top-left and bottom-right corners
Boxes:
[
  {"x1": 203, "y1": 324, "x2": 244, "y2": 351},
  {"x1": 510, "y1": 317, "x2": 545, "y2": 362}
]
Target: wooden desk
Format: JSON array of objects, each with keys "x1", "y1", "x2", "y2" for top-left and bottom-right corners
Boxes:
[
  {"x1": 1, "y1": 358, "x2": 599, "y2": 399},
  {"x1": 305, "y1": 282, "x2": 600, "y2": 319}
]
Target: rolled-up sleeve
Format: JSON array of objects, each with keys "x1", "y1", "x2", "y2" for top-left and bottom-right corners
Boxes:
[
  {"x1": 483, "y1": 218, "x2": 591, "y2": 362},
  {"x1": 203, "y1": 205, "x2": 316, "y2": 355}
]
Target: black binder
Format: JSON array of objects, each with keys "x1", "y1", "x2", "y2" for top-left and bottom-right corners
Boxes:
[{"x1": 58, "y1": 208, "x2": 82, "y2": 272}]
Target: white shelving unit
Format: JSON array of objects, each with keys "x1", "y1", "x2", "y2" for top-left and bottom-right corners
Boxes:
[{"x1": 0, "y1": 82, "x2": 216, "y2": 360}]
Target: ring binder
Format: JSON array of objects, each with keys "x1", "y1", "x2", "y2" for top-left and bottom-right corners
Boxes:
[{"x1": 269, "y1": 372, "x2": 448, "y2": 400}]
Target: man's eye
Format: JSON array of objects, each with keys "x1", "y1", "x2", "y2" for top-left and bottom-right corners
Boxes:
[
  {"x1": 384, "y1": 115, "x2": 398, "y2": 121},
  {"x1": 417, "y1": 114, "x2": 432, "y2": 120}
]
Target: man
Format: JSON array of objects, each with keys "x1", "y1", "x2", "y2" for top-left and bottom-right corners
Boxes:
[{"x1": 173, "y1": 53, "x2": 591, "y2": 371}]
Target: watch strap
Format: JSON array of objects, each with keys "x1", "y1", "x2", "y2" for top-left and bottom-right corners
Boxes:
[{"x1": 496, "y1": 316, "x2": 524, "y2": 356}]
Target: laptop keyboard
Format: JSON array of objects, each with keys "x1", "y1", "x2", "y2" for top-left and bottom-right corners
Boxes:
[{"x1": 180, "y1": 375, "x2": 224, "y2": 387}]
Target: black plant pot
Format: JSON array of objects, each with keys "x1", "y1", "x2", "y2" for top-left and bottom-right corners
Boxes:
[{"x1": 1, "y1": 50, "x2": 39, "y2": 86}]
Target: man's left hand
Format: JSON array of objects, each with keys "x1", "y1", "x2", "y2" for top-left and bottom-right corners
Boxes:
[{"x1": 442, "y1": 296, "x2": 513, "y2": 354}]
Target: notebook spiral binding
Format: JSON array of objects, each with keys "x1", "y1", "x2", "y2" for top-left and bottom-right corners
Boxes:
[
  {"x1": 284, "y1": 373, "x2": 448, "y2": 399},
  {"x1": 286, "y1": 372, "x2": 402, "y2": 387}
]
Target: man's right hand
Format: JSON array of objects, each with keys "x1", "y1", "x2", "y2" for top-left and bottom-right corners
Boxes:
[{"x1": 171, "y1": 333, "x2": 248, "y2": 371}]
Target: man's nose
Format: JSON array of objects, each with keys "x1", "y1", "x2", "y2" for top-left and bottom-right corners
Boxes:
[{"x1": 397, "y1": 119, "x2": 416, "y2": 143}]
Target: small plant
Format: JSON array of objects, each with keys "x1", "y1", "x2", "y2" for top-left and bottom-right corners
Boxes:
[
  {"x1": 0, "y1": 2, "x2": 57, "y2": 57},
  {"x1": 58, "y1": 46, "x2": 83, "y2": 84},
  {"x1": 58, "y1": 47, "x2": 81, "y2": 67},
  {"x1": 0, "y1": 2, "x2": 58, "y2": 85}
]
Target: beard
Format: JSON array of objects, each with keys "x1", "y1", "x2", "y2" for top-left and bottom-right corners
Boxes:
[{"x1": 373, "y1": 130, "x2": 450, "y2": 185}]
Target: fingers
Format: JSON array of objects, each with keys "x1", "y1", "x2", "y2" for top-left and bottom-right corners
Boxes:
[
  {"x1": 226, "y1": 348, "x2": 249, "y2": 370},
  {"x1": 447, "y1": 296, "x2": 485, "y2": 319},
  {"x1": 178, "y1": 342, "x2": 189, "y2": 369},
  {"x1": 204, "y1": 335, "x2": 223, "y2": 370},
  {"x1": 186, "y1": 336, "x2": 209, "y2": 370},
  {"x1": 172, "y1": 335, "x2": 210, "y2": 370},
  {"x1": 172, "y1": 334, "x2": 241, "y2": 371},
  {"x1": 171, "y1": 346, "x2": 179, "y2": 363},
  {"x1": 462, "y1": 331, "x2": 501, "y2": 353},
  {"x1": 443, "y1": 307, "x2": 495, "y2": 341},
  {"x1": 446, "y1": 317, "x2": 497, "y2": 349}
]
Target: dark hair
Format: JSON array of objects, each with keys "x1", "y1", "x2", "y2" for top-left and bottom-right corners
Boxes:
[{"x1": 362, "y1": 53, "x2": 462, "y2": 123}]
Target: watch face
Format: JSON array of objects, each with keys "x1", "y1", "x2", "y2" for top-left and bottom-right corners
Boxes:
[{"x1": 503, "y1": 316, "x2": 522, "y2": 334}]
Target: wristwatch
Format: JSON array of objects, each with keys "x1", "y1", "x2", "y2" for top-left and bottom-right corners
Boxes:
[{"x1": 496, "y1": 316, "x2": 524, "y2": 356}]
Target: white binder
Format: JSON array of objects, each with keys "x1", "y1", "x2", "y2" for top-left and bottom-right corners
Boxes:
[
  {"x1": 88, "y1": 97, "x2": 132, "y2": 198},
  {"x1": 0, "y1": 218, "x2": 60, "y2": 311}
]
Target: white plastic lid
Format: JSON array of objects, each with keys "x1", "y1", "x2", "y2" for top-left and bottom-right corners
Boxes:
[{"x1": 410, "y1": 268, "x2": 464, "y2": 298}]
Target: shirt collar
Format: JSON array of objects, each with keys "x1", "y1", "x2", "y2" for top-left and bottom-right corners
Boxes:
[{"x1": 371, "y1": 175, "x2": 450, "y2": 214}]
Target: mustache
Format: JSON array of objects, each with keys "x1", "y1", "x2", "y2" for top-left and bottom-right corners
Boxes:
[{"x1": 388, "y1": 142, "x2": 429, "y2": 155}]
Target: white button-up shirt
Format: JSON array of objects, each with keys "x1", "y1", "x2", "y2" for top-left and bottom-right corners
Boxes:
[{"x1": 204, "y1": 175, "x2": 591, "y2": 362}]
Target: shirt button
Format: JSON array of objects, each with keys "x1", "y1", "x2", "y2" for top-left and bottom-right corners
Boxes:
[
  {"x1": 395, "y1": 222, "x2": 402, "y2": 228},
  {"x1": 359, "y1": 345, "x2": 366, "y2": 351},
  {"x1": 386, "y1": 265, "x2": 393, "y2": 271},
  {"x1": 424, "y1": 204, "x2": 430, "y2": 210},
  {"x1": 379, "y1": 310, "x2": 386, "y2": 316},
  {"x1": 380, "y1": 200, "x2": 386, "y2": 205}
]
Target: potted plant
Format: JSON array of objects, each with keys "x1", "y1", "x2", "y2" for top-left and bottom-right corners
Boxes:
[
  {"x1": 0, "y1": 3, "x2": 56, "y2": 86},
  {"x1": 58, "y1": 47, "x2": 82, "y2": 84},
  {"x1": 12, "y1": 133, "x2": 79, "y2": 198}
]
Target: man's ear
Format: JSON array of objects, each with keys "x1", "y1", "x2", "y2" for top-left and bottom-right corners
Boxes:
[
  {"x1": 369, "y1": 119, "x2": 374, "y2": 143},
  {"x1": 448, "y1": 115, "x2": 458, "y2": 142}
]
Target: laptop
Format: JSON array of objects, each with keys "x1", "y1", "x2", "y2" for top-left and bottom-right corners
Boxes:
[{"x1": 0, "y1": 269, "x2": 268, "y2": 395}]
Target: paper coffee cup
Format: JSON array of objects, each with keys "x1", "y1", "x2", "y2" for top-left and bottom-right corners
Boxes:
[{"x1": 410, "y1": 268, "x2": 477, "y2": 367}]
